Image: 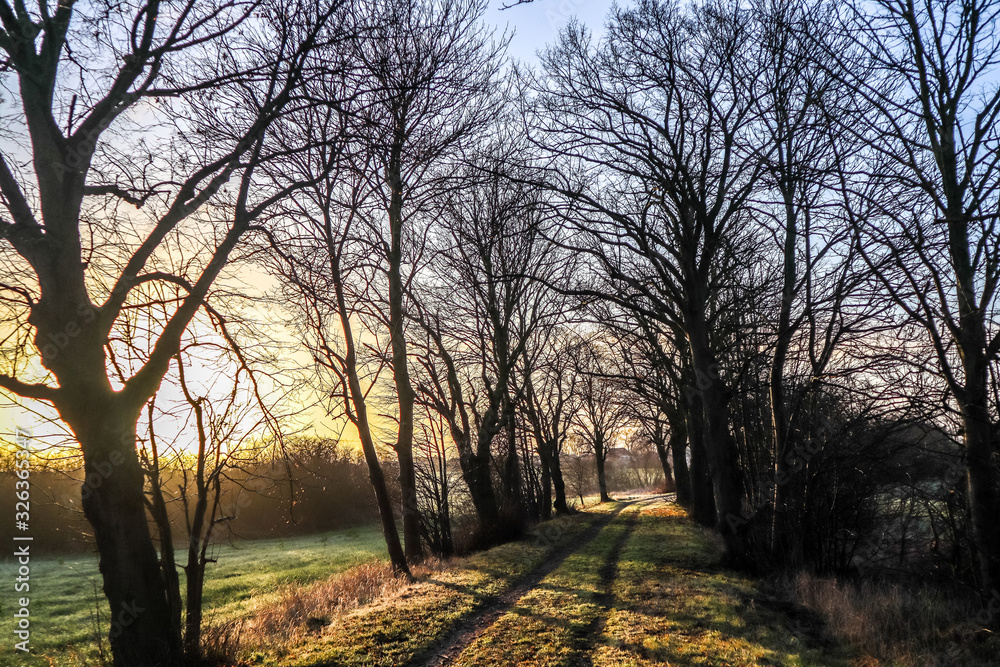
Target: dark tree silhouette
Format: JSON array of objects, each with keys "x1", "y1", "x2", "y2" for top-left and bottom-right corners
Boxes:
[
  {"x1": 835, "y1": 0, "x2": 1000, "y2": 592},
  {"x1": 412, "y1": 149, "x2": 565, "y2": 536},
  {"x1": 262, "y1": 76, "x2": 412, "y2": 575},
  {"x1": 336, "y1": 0, "x2": 507, "y2": 561},
  {"x1": 0, "y1": 2, "x2": 339, "y2": 662}
]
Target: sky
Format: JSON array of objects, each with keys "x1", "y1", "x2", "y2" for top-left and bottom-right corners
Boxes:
[{"x1": 485, "y1": 0, "x2": 612, "y2": 66}]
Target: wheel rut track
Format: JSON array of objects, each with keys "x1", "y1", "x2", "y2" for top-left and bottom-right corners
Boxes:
[
  {"x1": 572, "y1": 508, "x2": 641, "y2": 666},
  {"x1": 408, "y1": 499, "x2": 642, "y2": 667}
]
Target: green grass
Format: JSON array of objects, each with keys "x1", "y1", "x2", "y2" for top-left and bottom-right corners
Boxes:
[
  {"x1": 0, "y1": 499, "x2": 860, "y2": 667},
  {"x1": 450, "y1": 502, "x2": 637, "y2": 666},
  {"x1": 251, "y1": 499, "x2": 855, "y2": 667},
  {"x1": 594, "y1": 502, "x2": 854, "y2": 666},
  {"x1": 271, "y1": 512, "x2": 603, "y2": 667},
  {"x1": 0, "y1": 525, "x2": 388, "y2": 667}
]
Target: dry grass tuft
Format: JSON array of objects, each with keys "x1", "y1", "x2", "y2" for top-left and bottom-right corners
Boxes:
[
  {"x1": 790, "y1": 572, "x2": 999, "y2": 666},
  {"x1": 201, "y1": 619, "x2": 249, "y2": 665},
  {"x1": 253, "y1": 561, "x2": 403, "y2": 639},
  {"x1": 202, "y1": 558, "x2": 447, "y2": 665},
  {"x1": 256, "y1": 559, "x2": 448, "y2": 639},
  {"x1": 202, "y1": 557, "x2": 448, "y2": 663}
]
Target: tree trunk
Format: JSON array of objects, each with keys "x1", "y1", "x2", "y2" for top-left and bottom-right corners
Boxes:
[
  {"x1": 459, "y1": 400, "x2": 504, "y2": 531},
  {"x1": 538, "y1": 442, "x2": 552, "y2": 520},
  {"x1": 459, "y1": 436, "x2": 501, "y2": 529},
  {"x1": 654, "y1": 439, "x2": 675, "y2": 491},
  {"x1": 74, "y1": 411, "x2": 183, "y2": 667},
  {"x1": 144, "y1": 447, "x2": 183, "y2": 653},
  {"x1": 386, "y1": 159, "x2": 423, "y2": 563},
  {"x1": 436, "y1": 446, "x2": 454, "y2": 557},
  {"x1": 668, "y1": 410, "x2": 691, "y2": 507},
  {"x1": 395, "y1": 440, "x2": 423, "y2": 562},
  {"x1": 687, "y1": 324, "x2": 751, "y2": 569},
  {"x1": 769, "y1": 168, "x2": 798, "y2": 565},
  {"x1": 364, "y1": 445, "x2": 411, "y2": 575},
  {"x1": 521, "y1": 430, "x2": 541, "y2": 521},
  {"x1": 527, "y1": 404, "x2": 553, "y2": 520},
  {"x1": 183, "y1": 475, "x2": 212, "y2": 660},
  {"x1": 331, "y1": 253, "x2": 410, "y2": 576},
  {"x1": 960, "y1": 355, "x2": 1000, "y2": 593},
  {"x1": 550, "y1": 440, "x2": 571, "y2": 514},
  {"x1": 502, "y1": 415, "x2": 524, "y2": 517},
  {"x1": 701, "y1": 383, "x2": 752, "y2": 569},
  {"x1": 595, "y1": 433, "x2": 611, "y2": 502},
  {"x1": 652, "y1": 424, "x2": 675, "y2": 492},
  {"x1": 684, "y1": 397, "x2": 716, "y2": 526},
  {"x1": 183, "y1": 556, "x2": 205, "y2": 661},
  {"x1": 947, "y1": 204, "x2": 1000, "y2": 594}
]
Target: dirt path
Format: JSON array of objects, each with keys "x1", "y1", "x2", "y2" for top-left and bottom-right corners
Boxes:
[{"x1": 408, "y1": 500, "x2": 643, "y2": 667}]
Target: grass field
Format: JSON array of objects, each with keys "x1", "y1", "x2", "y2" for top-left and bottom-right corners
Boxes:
[
  {"x1": 0, "y1": 525, "x2": 388, "y2": 666},
  {"x1": 5, "y1": 495, "x2": 996, "y2": 666},
  {"x1": 244, "y1": 497, "x2": 854, "y2": 667},
  {"x1": 0, "y1": 499, "x2": 858, "y2": 666}
]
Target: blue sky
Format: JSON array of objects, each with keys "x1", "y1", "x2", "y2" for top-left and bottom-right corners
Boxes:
[{"x1": 486, "y1": 0, "x2": 613, "y2": 67}]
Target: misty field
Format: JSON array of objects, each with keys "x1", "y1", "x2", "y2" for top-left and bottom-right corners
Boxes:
[{"x1": 0, "y1": 525, "x2": 387, "y2": 667}]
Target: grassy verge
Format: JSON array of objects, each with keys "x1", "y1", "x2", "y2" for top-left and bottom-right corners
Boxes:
[
  {"x1": 593, "y1": 502, "x2": 853, "y2": 667},
  {"x1": 0, "y1": 525, "x2": 387, "y2": 667},
  {"x1": 2, "y1": 498, "x2": 869, "y2": 667},
  {"x1": 240, "y1": 498, "x2": 857, "y2": 667},
  {"x1": 788, "y1": 572, "x2": 1000, "y2": 666}
]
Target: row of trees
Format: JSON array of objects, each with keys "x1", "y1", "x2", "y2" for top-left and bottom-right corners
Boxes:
[
  {"x1": 520, "y1": 0, "x2": 1000, "y2": 592},
  {"x1": 2, "y1": 0, "x2": 1000, "y2": 663}
]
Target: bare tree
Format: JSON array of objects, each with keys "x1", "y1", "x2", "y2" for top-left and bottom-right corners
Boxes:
[
  {"x1": 112, "y1": 276, "x2": 290, "y2": 663},
  {"x1": 142, "y1": 337, "x2": 278, "y2": 662},
  {"x1": 339, "y1": 0, "x2": 508, "y2": 560},
  {"x1": 835, "y1": 0, "x2": 1000, "y2": 591},
  {"x1": 530, "y1": 0, "x2": 767, "y2": 564},
  {"x1": 747, "y1": 0, "x2": 879, "y2": 566},
  {"x1": 609, "y1": 330, "x2": 677, "y2": 493},
  {"x1": 414, "y1": 407, "x2": 455, "y2": 556},
  {"x1": 411, "y1": 150, "x2": 564, "y2": 536},
  {"x1": 521, "y1": 327, "x2": 579, "y2": 517},
  {"x1": 571, "y1": 336, "x2": 628, "y2": 503},
  {"x1": 0, "y1": 2, "x2": 339, "y2": 662},
  {"x1": 262, "y1": 64, "x2": 412, "y2": 575}
]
